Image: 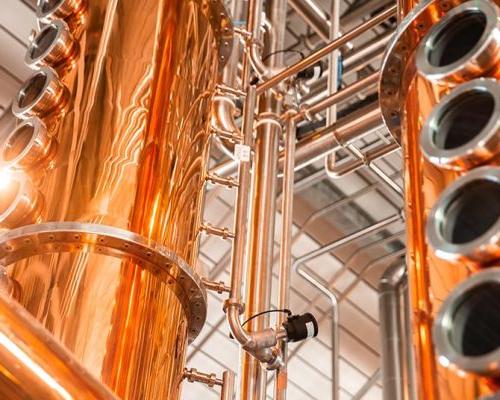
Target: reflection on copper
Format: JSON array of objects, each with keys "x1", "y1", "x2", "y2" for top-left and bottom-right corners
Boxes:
[
  {"x1": 0, "y1": 289, "x2": 118, "y2": 400},
  {"x1": 386, "y1": 0, "x2": 500, "y2": 397},
  {"x1": 4, "y1": 0, "x2": 230, "y2": 398},
  {"x1": 0, "y1": 172, "x2": 43, "y2": 229}
]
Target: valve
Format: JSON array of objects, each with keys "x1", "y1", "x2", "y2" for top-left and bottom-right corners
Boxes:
[{"x1": 283, "y1": 312, "x2": 318, "y2": 343}]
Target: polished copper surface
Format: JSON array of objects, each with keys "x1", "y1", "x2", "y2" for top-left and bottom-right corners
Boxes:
[
  {"x1": 1, "y1": 0, "x2": 231, "y2": 398},
  {"x1": 381, "y1": 0, "x2": 500, "y2": 398},
  {"x1": 0, "y1": 172, "x2": 43, "y2": 229},
  {"x1": 0, "y1": 288, "x2": 118, "y2": 400}
]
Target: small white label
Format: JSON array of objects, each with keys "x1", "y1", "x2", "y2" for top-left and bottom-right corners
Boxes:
[
  {"x1": 306, "y1": 321, "x2": 315, "y2": 338},
  {"x1": 234, "y1": 144, "x2": 251, "y2": 162}
]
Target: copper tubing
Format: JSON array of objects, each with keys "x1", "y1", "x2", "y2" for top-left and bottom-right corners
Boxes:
[
  {"x1": 274, "y1": 116, "x2": 296, "y2": 400},
  {"x1": 325, "y1": 141, "x2": 401, "y2": 178},
  {"x1": 221, "y1": 370, "x2": 236, "y2": 400},
  {"x1": 255, "y1": 4, "x2": 397, "y2": 94},
  {"x1": 0, "y1": 289, "x2": 117, "y2": 400},
  {"x1": 294, "y1": 101, "x2": 384, "y2": 169},
  {"x1": 240, "y1": 117, "x2": 281, "y2": 398},
  {"x1": 303, "y1": 32, "x2": 392, "y2": 105},
  {"x1": 210, "y1": 100, "x2": 384, "y2": 177},
  {"x1": 225, "y1": 87, "x2": 285, "y2": 373},
  {"x1": 300, "y1": 71, "x2": 379, "y2": 118}
]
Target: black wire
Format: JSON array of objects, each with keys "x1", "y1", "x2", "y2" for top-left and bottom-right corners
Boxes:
[
  {"x1": 262, "y1": 49, "x2": 305, "y2": 63},
  {"x1": 241, "y1": 309, "x2": 292, "y2": 327},
  {"x1": 229, "y1": 309, "x2": 292, "y2": 339}
]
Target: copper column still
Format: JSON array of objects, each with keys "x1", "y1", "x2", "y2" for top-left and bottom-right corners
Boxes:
[
  {"x1": 0, "y1": 0, "x2": 232, "y2": 398},
  {"x1": 380, "y1": 0, "x2": 499, "y2": 398}
]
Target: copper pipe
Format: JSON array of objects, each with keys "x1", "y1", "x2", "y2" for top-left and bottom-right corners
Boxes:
[
  {"x1": 224, "y1": 0, "x2": 286, "y2": 393},
  {"x1": 303, "y1": 31, "x2": 392, "y2": 105},
  {"x1": 326, "y1": 140, "x2": 404, "y2": 200},
  {"x1": 225, "y1": 89, "x2": 284, "y2": 373},
  {"x1": 324, "y1": 141, "x2": 400, "y2": 178},
  {"x1": 274, "y1": 116, "x2": 296, "y2": 400},
  {"x1": 294, "y1": 102, "x2": 384, "y2": 170},
  {"x1": 183, "y1": 368, "x2": 223, "y2": 387},
  {"x1": 255, "y1": 4, "x2": 397, "y2": 94},
  {"x1": 240, "y1": 116, "x2": 281, "y2": 398},
  {"x1": 221, "y1": 370, "x2": 236, "y2": 400},
  {"x1": 0, "y1": 289, "x2": 117, "y2": 400},
  {"x1": 299, "y1": 71, "x2": 379, "y2": 118},
  {"x1": 210, "y1": 101, "x2": 384, "y2": 177}
]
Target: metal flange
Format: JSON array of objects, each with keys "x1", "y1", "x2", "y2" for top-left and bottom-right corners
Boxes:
[
  {"x1": 378, "y1": 0, "x2": 473, "y2": 142},
  {"x1": 0, "y1": 222, "x2": 207, "y2": 342}
]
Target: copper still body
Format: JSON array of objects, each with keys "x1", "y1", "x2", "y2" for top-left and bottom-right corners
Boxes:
[
  {"x1": 380, "y1": 0, "x2": 499, "y2": 398},
  {"x1": 0, "y1": 0, "x2": 231, "y2": 398}
]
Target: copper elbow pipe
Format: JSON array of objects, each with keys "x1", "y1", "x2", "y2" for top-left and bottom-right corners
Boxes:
[
  {"x1": 12, "y1": 68, "x2": 69, "y2": 120},
  {"x1": 211, "y1": 95, "x2": 240, "y2": 159},
  {"x1": 0, "y1": 289, "x2": 117, "y2": 400}
]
